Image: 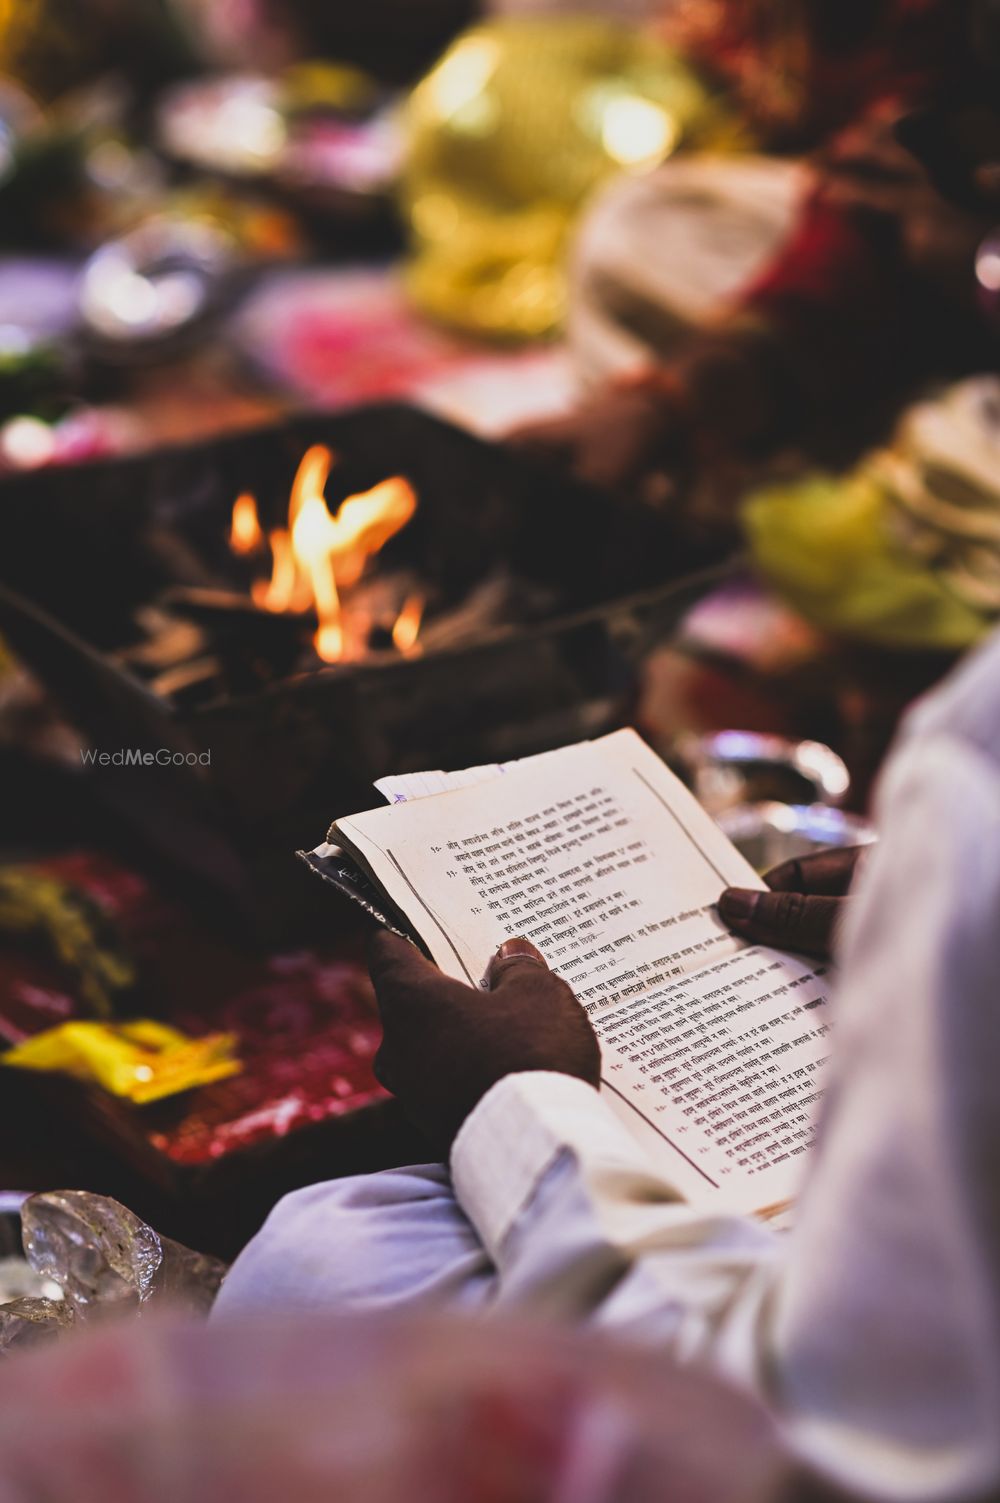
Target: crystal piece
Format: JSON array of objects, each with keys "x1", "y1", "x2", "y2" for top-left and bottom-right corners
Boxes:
[
  {"x1": 21, "y1": 1191, "x2": 160, "y2": 1314},
  {"x1": 21, "y1": 1191, "x2": 225, "y2": 1317},
  {"x1": 0, "y1": 1297, "x2": 74, "y2": 1353}
]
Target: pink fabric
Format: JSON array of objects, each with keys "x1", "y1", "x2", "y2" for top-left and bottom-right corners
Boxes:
[{"x1": 0, "y1": 1313, "x2": 785, "y2": 1503}]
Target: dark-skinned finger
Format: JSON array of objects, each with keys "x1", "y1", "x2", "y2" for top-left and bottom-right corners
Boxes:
[
  {"x1": 718, "y1": 888, "x2": 844, "y2": 958},
  {"x1": 486, "y1": 936, "x2": 549, "y2": 989},
  {"x1": 765, "y1": 846, "x2": 867, "y2": 896},
  {"x1": 366, "y1": 930, "x2": 442, "y2": 1012}
]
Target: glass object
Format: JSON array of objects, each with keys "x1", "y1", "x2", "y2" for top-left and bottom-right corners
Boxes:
[
  {"x1": 20, "y1": 1191, "x2": 225, "y2": 1317},
  {"x1": 0, "y1": 1297, "x2": 74, "y2": 1353}
]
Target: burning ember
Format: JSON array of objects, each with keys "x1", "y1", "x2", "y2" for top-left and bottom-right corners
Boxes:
[{"x1": 230, "y1": 445, "x2": 421, "y2": 663}]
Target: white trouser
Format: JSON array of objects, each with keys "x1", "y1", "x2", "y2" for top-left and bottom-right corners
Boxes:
[{"x1": 215, "y1": 1164, "x2": 496, "y2": 1316}]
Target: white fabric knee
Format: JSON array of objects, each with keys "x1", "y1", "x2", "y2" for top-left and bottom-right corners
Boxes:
[{"x1": 213, "y1": 1164, "x2": 497, "y2": 1318}]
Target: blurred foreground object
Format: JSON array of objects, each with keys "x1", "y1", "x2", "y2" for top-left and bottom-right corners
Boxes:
[
  {"x1": 745, "y1": 376, "x2": 1000, "y2": 650},
  {"x1": 402, "y1": 17, "x2": 739, "y2": 339},
  {"x1": 0, "y1": 1312, "x2": 788, "y2": 1503}
]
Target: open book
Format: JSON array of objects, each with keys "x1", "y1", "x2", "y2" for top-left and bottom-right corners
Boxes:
[{"x1": 301, "y1": 730, "x2": 832, "y2": 1217}]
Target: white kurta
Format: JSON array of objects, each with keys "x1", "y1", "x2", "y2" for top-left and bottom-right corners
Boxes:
[{"x1": 216, "y1": 628, "x2": 1000, "y2": 1503}]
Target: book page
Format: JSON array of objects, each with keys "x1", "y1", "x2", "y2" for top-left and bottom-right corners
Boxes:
[
  {"x1": 340, "y1": 731, "x2": 758, "y2": 987},
  {"x1": 373, "y1": 748, "x2": 562, "y2": 805},
  {"x1": 336, "y1": 729, "x2": 831, "y2": 1211},
  {"x1": 595, "y1": 943, "x2": 830, "y2": 1211}
]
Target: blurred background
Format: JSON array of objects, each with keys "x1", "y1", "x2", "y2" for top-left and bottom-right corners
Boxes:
[{"x1": 0, "y1": 0, "x2": 693, "y2": 457}]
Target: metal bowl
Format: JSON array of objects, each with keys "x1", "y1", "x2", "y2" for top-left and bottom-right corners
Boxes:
[
  {"x1": 675, "y1": 730, "x2": 851, "y2": 818},
  {"x1": 716, "y1": 801, "x2": 875, "y2": 875}
]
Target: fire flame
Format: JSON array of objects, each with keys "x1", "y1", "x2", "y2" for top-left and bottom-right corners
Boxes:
[
  {"x1": 230, "y1": 492, "x2": 264, "y2": 555},
  {"x1": 391, "y1": 593, "x2": 425, "y2": 655},
  {"x1": 231, "y1": 445, "x2": 420, "y2": 662}
]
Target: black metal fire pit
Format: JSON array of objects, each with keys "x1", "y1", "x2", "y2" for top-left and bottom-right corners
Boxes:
[{"x1": 0, "y1": 404, "x2": 729, "y2": 938}]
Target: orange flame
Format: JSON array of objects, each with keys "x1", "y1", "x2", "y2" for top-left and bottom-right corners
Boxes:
[
  {"x1": 238, "y1": 445, "x2": 418, "y2": 662},
  {"x1": 230, "y1": 493, "x2": 263, "y2": 555},
  {"x1": 391, "y1": 593, "x2": 425, "y2": 655},
  {"x1": 252, "y1": 529, "x2": 307, "y2": 613}
]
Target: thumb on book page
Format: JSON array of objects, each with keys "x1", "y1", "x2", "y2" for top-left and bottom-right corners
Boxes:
[
  {"x1": 718, "y1": 887, "x2": 842, "y2": 960},
  {"x1": 487, "y1": 937, "x2": 550, "y2": 990}
]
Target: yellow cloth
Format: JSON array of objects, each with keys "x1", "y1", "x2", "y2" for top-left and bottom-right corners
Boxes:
[
  {"x1": 739, "y1": 378, "x2": 998, "y2": 649},
  {"x1": 745, "y1": 472, "x2": 988, "y2": 650},
  {"x1": 402, "y1": 17, "x2": 742, "y2": 339},
  {"x1": 2, "y1": 1019, "x2": 240, "y2": 1104},
  {"x1": 744, "y1": 379, "x2": 1000, "y2": 651}
]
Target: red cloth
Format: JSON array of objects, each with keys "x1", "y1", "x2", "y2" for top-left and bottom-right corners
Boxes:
[
  {"x1": 737, "y1": 188, "x2": 910, "y2": 441},
  {"x1": 0, "y1": 851, "x2": 384, "y2": 1170}
]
